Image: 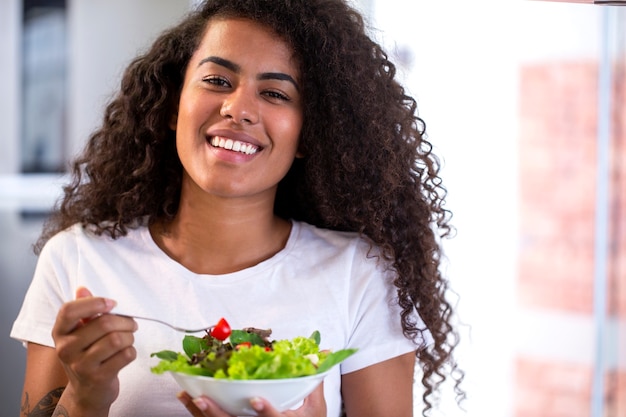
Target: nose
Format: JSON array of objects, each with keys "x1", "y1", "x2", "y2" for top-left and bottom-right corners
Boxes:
[{"x1": 219, "y1": 86, "x2": 259, "y2": 124}]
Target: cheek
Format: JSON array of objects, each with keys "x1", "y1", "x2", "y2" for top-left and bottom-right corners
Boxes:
[
  {"x1": 274, "y1": 112, "x2": 303, "y2": 150},
  {"x1": 177, "y1": 90, "x2": 220, "y2": 127}
]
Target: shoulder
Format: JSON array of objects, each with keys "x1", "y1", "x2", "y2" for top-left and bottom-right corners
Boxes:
[
  {"x1": 41, "y1": 223, "x2": 103, "y2": 252},
  {"x1": 40, "y1": 222, "x2": 146, "y2": 260},
  {"x1": 293, "y1": 221, "x2": 378, "y2": 255},
  {"x1": 290, "y1": 221, "x2": 390, "y2": 275},
  {"x1": 39, "y1": 223, "x2": 87, "y2": 257}
]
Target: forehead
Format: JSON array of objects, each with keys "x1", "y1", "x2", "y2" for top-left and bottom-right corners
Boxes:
[{"x1": 191, "y1": 17, "x2": 299, "y2": 74}]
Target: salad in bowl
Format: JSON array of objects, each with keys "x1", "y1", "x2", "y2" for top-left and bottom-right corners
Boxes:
[{"x1": 150, "y1": 318, "x2": 357, "y2": 415}]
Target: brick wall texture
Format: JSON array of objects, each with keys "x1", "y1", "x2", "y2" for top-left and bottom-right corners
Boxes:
[
  {"x1": 515, "y1": 357, "x2": 626, "y2": 417},
  {"x1": 516, "y1": 59, "x2": 625, "y2": 417}
]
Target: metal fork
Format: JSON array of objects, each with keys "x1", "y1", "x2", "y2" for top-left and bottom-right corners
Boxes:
[{"x1": 113, "y1": 313, "x2": 213, "y2": 333}]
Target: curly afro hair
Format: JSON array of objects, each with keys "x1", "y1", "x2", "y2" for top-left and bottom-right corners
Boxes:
[{"x1": 37, "y1": 0, "x2": 465, "y2": 414}]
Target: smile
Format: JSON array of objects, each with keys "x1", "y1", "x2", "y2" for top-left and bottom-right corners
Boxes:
[{"x1": 210, "y1": 136, "x2": 260, "y2": 155}]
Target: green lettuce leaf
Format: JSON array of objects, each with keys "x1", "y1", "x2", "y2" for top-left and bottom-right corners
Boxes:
[{"x1": 150, "y1": 329, "x2": 358, "y2": 380}]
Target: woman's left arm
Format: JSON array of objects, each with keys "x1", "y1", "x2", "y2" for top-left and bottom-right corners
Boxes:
[{"x1": 341, "y1": 351, "x2": 416, "y2": 417}]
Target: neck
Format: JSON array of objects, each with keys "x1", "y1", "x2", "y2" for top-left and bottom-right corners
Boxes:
[{"x1": 151, "y1": 191, "x2": 291, "y2": 275}]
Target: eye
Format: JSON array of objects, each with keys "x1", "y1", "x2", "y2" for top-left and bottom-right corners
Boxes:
[
  {"x1": 202, "y1": 75, "x2": 231, "y2": 88},
  {"x1": 263, "y1": 89, "x2": 290, "y2": 102}
]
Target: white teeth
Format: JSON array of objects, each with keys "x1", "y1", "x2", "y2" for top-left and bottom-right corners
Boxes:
[{"x1": 210, "y1": 136, "x2": 258, "y2": 155}]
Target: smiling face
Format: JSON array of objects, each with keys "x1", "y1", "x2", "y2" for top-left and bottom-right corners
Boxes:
[{"x1": 171, "y1": 17, "x2": 303, "y2": 204}]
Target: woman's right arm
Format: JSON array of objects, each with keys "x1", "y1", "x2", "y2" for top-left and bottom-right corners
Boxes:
[
  {"x1": 20, "y1": 288, "x2": 138, "y2": 417},
  {"x1": 21, "y1": 342, "x2": 68, "y2": 416}
]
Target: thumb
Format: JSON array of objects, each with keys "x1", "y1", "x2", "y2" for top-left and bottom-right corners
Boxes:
[{"x1": 75, "y1": 286, "x2": 93, "y2": 299}]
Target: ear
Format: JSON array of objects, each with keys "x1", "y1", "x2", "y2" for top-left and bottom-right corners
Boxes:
[{"x1": 169, "y1": 112, "x2": 178, "y2": 130}]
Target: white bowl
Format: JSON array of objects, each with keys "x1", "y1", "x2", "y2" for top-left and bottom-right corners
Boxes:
[{"x1": 170, "y1": 370, "x2": 330, "y2": 416}]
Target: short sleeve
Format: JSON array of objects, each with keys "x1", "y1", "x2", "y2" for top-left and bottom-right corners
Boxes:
[
  {"x1": 10, "y1": 228, "x2": 78, "y2": 347},
  {"x1": 339, "y1": 240, "x2": 423, "y2": 374}
]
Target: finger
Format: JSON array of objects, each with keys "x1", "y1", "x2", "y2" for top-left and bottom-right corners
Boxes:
[
  {"x1": 177, "y1": 392, "x2": 233, "y2": 417},
  {"x1": 248, "y1": 396, "x2": 283, "y2": 416},
  {"x1": 251, "y1": 382, "x2": 326, "y2": 417},
  {"x1": 67, "y1": 343, "x2": 136, "y2": 385},
  {"x1": 73, "y1": 286, "x2": 117, "y2": 315},
  {"x1": 93, "y1": 343, "x2": 137, "y2": 380},
  {"x1": 83, "y1": 325, "x2": 136, "y2": 362},
  {"x1": 76, "y1": 287, "x2": 102, "y2": 327},
  {"x1": 82, "y1": 313, "x2": 138, "y2": 339},
  {"x1": 58, "y1": 326, "x2": 137, "y2": 389},
  {"x1": 68, "y1": 314, "x2": 137, "y2": 357},
  {"x1": 176, "y1": 392, "x2": 207, "y2": 417},
  {"x1": 177, "y1": 391, "x2": 194, "y2": 407},
  {"x1": 55, "y1": 314, "x2": 137, "y2": 370},
  {"x1": 53, "y1": 294, "x2": 117, "y2": 337},
  {"x1": 76, "y1": 286, "x2": 93, "y2": 299}
]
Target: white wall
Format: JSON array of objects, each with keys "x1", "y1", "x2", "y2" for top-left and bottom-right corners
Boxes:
[
  {"x1": 67, "y1": 0, "x2": 190, "y2": 160},
  {"x1": 367, "y1": 1, "x2": 610, "y2": 417},
  {"x1": 369, "y1": 2, "x2": 518, "y2": 414},
  {"x1": 0, "y1": 0, "x2": 190, "y2": 176},
  {"x1": 0, "y1": 0, "x2": 21, "y2": 174}
]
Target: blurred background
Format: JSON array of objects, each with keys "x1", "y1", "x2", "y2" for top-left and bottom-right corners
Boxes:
[{"x1": 0, "y1": 0, "x2": 624, "y2": 416}]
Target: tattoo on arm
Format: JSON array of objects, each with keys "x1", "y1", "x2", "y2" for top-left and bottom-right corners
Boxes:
[{"x1": 21, "y1": 387, "x2": 66, "y2": 417}]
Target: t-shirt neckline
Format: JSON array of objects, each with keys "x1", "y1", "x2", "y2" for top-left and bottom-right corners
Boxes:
[{"x1": 139, "y1": 220, "x2": 301, "y2": 281}]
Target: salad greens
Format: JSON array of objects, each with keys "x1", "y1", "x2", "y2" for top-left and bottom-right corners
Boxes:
[{"x1": 151, "y1": 324, "x2": 357, "y2": 380}]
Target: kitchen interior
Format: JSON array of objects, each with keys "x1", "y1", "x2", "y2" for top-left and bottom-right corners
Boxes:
[{"x1": 0, "y1": 1, "x2": 624, "y2": 416}]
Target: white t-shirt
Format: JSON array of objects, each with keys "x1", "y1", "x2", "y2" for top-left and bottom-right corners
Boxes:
[{"x1": 11, "y1": 220, "x2": 420, "y2": 417}]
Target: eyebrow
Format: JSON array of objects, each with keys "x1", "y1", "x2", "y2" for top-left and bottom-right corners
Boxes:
[{"x1": 198, "y1": 56, "x2": 299, "y2": 90}]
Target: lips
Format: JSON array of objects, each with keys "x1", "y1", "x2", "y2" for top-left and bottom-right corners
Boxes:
[{"x1": 210, "y1": 136, "x2": 260, "y2": 155}]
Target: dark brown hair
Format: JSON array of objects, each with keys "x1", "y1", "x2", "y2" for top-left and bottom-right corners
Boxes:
[{"x1": 37, "y1": 0, "x2": 464, "y2": 414}]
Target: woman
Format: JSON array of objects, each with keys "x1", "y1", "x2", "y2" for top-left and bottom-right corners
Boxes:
[{"x1": 11, "y1": 1, "x2": 464, "y2": 416}]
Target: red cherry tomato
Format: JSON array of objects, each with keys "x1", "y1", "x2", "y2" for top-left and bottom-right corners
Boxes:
[{"x1": 210, "y1": 317, "x2": 231, "y2": 341}]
